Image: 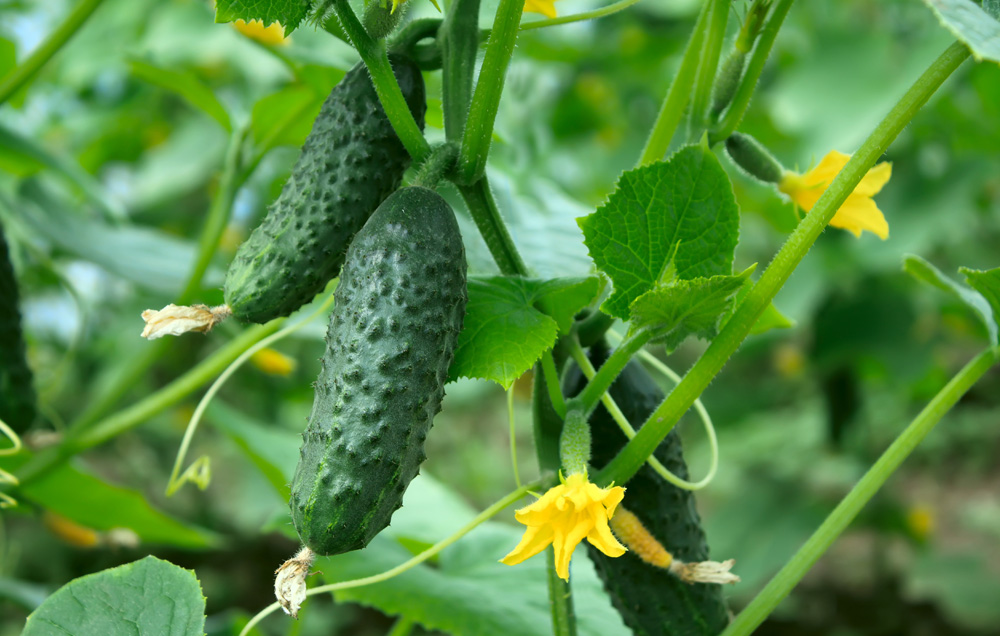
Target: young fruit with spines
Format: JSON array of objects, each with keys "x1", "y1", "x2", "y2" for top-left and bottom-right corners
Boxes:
[
  {"x1": 0, "y1": 220, "x2": 37, "y2": 434},
  {"x1": 564, "y1": 339, "x2": 729, "y2": 636},
  {"x1": 289, "y1": 186, "x2": 467, "y2": 556},
  {"x1": 223, "y1": 54, "x2": 426, "y2": 324}
]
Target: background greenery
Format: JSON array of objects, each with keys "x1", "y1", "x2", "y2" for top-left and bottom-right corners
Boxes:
[{"x1": 1, "y1": 0, "x2": 999, "y2": 634}]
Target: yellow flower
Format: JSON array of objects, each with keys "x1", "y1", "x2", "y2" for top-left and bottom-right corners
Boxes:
[
  {"x1": 501, "y1": 472, "x2": 626, "y2": 580},
  {"x1": 251, "y1": 348, "x2": 296, "y2": 376},
  {"x1": 232, "y1": 19, "x2": 289, "y2": 46},
  {"x1": 778, "y1": 150, "x2": 892, "y2": 240},
  {"x1": 524, "y1": 0, "x2": 559, "y2": 18}
]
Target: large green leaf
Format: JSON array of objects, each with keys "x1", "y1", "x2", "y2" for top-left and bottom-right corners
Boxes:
[
  {"x1": 251, "y1": 84, "x2": 326, "y2": 153},
  {"x1": 208, "y1": 401, "x2": 300, "y2": 497},
  {"x1": 215, "y1": 0, "x2": 313, "y2": 34},
  {"x1": 449, "y1": 276, "x2": 600, "y2": 389},
  {"x1": 130, "y1": 59, "x2": 232, "y2": 131},
  {"x1": 961, "y1": 266, "x2": 1000, "y2": 336},
  {"x1": 23, "y1": 557, "x2": 206, "y2": 636},
  {"x1": 904, "y1": 255, "x2": 997, "y2": 345},
  {"x1": 629, "y1": 266, "x2": 755, "y2": 351},
  {"x1": 922, "y1": 0, "x2": 1000, "y2": 63},
  {"x1": 578, "y1": 144, "x2": 740, "y2": 319},
  {"x1": 4, "y1": 451, "x2": 218, "y2": 548}
]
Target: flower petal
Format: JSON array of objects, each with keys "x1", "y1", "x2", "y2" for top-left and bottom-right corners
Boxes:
[
  {"x1": 501, "y1": 524, "x2": 554, "y2": 566},
  {"x1": 523, "y1": 0, "x2": 558, "y2": 18},
  {"x1": 801, "y1": 150, "x2": 850, "y2": 186},
  {"x1": 852, "y1": 161, "x2": 892, "y2": 197},
  {"x1": 587, "y1": 512, "x2": 627, "y2": 558},
  {"x1": 830, "y1": 196, "x2": 889, "y2": 240}
]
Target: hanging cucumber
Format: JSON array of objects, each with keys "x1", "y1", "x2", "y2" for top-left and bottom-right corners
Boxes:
[
  {"x1": 0, "y1": 220, "x2": 37, "y2": 434},
  {"x1": 564, "y1": 340, "x2": 729, "y2": 636},
  {"x1": 223, "y1": 54, "x2": 427, "y2": 324},
  {"x1": 289, "y1": 186, "x2": 467, "y2": 556}
]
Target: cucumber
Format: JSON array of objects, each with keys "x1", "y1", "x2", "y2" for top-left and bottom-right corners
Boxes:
[
  {"x1": 289, "y1": 186, "x2": 467, "y2": 555},
  {"x1": 564, "y1": 340, "x2": 728, "y2": 636},
  {"x1": 223, "y1": 54, "x2": 426, "y2": 324},
  {"x1": 0, "y1": 220, "x2": 37, "y2": 434}
]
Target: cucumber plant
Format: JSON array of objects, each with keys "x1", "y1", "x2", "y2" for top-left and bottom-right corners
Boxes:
[{"x1": 0, "y1": 220, "x2": 36, "y2": 434}]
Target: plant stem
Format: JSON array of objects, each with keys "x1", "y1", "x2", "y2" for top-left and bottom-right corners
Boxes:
[
  {"x1": 574, "y1": 311, "x2": 615, "y2": 347},
  {"x1": 596, "y1": 40, "x2": 971, "y2": 488},
  {"x1": 541, "y1": 350, "x2": 566, "y2": 418},
  {"x1": 709, "y1": 0, "x2": 795, "y2": 144},
  {"x1": 546, "y1": 547, "x2": 578, "y2": 636},
  {"x1": 568, "y1": 330, "x2": 649, "y2": 416},
  {"x1": 722, "y1": 347, "x2": 997, "y2": 636},
  {"x1": 16, "y1": 321, "x2": 282, "y2": 487},
  {"x1": 520, "y1": 0, "x2": 641, "y2": 31},
  {"x1": 178, "y1": 125, "x2": 247, "y2": 303},
  {"x1": 0, "y1": 0, "x2": 107, "y2": 107},
  {"x1": 386, "y1": 616, "x2": 415, "y2": 636},
  {"x1": 413, "y1": 143, "x2": 458, "y2": 188},
  {"x1": 688, "y1": 0, "x2": 730, "y2": 137},
  {"x1": 637, "y1": 0, "x2": 709, "y2": 166},
  {"x1": 439, "y1": 0, "x2": 481, "y2": 142},
  {"x1": 457, "y1": 0, "x2": 526, "y2": 184},
  {"x1": 333, "y1": 0, "x2": 430, "y2": 163},
  {"x1": 456, "y1": 178, "x2": 529, "y2": 276}
]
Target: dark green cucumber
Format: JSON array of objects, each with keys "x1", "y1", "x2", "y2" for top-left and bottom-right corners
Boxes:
[
  {"x1": 223, "y1": 54, "x2": 426, "y2": 324},
  {"x1": 0, "y1": 219, "x2": 37, "y2": 433},
  {"x1": 290, "y1": 186, "x2": 467, "y2": 555},
  {"x1": 564, "y1": 341, "x2": 728, "y2": 636}
]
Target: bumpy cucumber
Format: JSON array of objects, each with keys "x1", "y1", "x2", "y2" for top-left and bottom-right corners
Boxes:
[
  {"x1": 223, "y1": 55, "x2": 426, "y2": 324},
  {"x1": 290, "y1": 186, "x2": 467, "y2": 555},
  {"x1": 0, "y1": 220, "x2": 37, "y2": 433},
  {"x1": 564, "y1": 341, "x2": 728, "y2": 636}
]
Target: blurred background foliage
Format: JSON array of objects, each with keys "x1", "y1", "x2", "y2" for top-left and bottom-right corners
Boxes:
[{"x1": 1, "y1": 0, "x2": 999, "y2": 634}]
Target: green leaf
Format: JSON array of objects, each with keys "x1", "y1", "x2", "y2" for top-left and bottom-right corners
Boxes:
[
  {"x1": 751, "y1": 300, "x2": 796, "y2": 335},
  {"x1": 450, "y1": 276, "x2": 600, "y2": 389},
  {"x1": 961, "y1": 266, "x2": 1000, "y2": 337},
  {"x1": 251, "y1": 84, "x2": 325, "y2": 153},
  {"x1": 320, "y1": 476, "x2": 628, "y2": 636},
  {"x1": 208, "y1": 400, "x2": 300, "y2": 497},
  {"x1": 215, "y1": 0, "x2": 312, "y2": 34},
  {"x1": 130, "y1": 59, "x2": 232, "y2": 131},
  {"x1": 0, "y1": 450, "x2": 218, "y2": 548},
  {"x1": 904, "y1": 255, "x2": 998, "y2": 345},
  {"x1": 578, "y1": 144, "x2": 740, "y2": 319},
  {"x1": 922, "y1": 0, "x2": 1000, "y2": 63},
  {"x1": 629, "y1": 265, "x2": 755, "y2": 351},
  {"x1": 23, "y1": 557, "x2": 206, "y2": 636}
]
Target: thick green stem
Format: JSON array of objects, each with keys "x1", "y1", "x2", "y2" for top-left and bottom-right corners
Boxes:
[
  {"x1": 722, "y1": 347, "x2": 997, "y2": 636},
  {"x1": 596, "y1": 40, "x2": 971, "y2": 488},
  {"x1": 637, "y1": 1, "x2": 709, "y2": 166},
  {"x1": 0, "y1": 0, "x2": 107, "y2": 106},
  {"x1": 333, "y1": 0, "x2": 430, "y2": 163},
  {"x1": 413, "y1": 143, "x2": 458, "y2": 188},
  {"x1": 439, "y1": 0, "x2": 481, "y2": 142},
  {"x1": 16, "y1": 321, "x2": 282, "y2": 487},
  {"x1": 569, "y1": 331, "x2": 649, "y2": 417},
  {"x1": 456, "y1": 178, "x2": 529, "y2": 276},
  {"x1": 541, "y1": 350, "x2": 566, "y2": 419},
  {"x1": 456, "y1": 0, "x2": 526, "y2": 184},
  {"x1": 546, "y1": 548, "x2": 578, "y2": 636},
  {"x1": 688, "y1": 0, "x2": 730, "y2": 136},
  {"x1": 709, "y1": 0, "x2": 795, "y2": 144},
  {"x1": 178, "y1": 126, "x2": 246, "y2": 303}
]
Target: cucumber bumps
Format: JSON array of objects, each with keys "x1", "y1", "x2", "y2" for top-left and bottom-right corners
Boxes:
[
  {"x1": 0, "y1": 220, "x2": 36, "y2": 434},
  {"x1": 565, "y1": 341, "x2": 728, "y2": 636},
  {"x1": 290, "y1": 186, "x2": 467, "y2": 555},
  {"x1": 224, "y1": 54, "x2": 426, "y2": 324}
]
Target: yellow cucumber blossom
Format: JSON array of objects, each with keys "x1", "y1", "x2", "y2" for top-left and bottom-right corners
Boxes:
[
  {"x1": 251, "y1": 348, "x2": 297, "y2": 376},
  {"x1": 232, "y1": 19, "x2": 289, "y2": 46},
  {"x1": 778, "y1": 150, "x2": 892, "y2": 240},
  {"x1": 501, "y1": 472, "x2": 626, "y2": 581},
  {"x1": 524, "y1": 0, "x2": 560, "y2": 18}
]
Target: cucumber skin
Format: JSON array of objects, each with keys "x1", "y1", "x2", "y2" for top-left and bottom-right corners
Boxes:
[
  {"x1": 564, "y1": 342, "x2": 728, "y2": 636},
  {"x1": 290, "y1": 187, "x2": 467, "y2": 556},
  {"x1": 223, "y1": 55, "x2": 426, "y2": 324},
  {"x1": 0, "y1": 220, "x2": 36, "y2": 433}
]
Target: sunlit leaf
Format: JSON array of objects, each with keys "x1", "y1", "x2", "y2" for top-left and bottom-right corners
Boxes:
[
  {"x1": 579, "y1": 145, "x2": 740, "y2": 319},
  {"x1": 129, "y1": 59, "x2": 232, "y2": 131},
  {"x1": 449, "y1": 276, "x2": 600, "y2": 388},
  {"x1": 215, "y1": 0, "x2": 312, "y2": 34},
  {"x1": 23, "y1": 557, "x2": 205, "y2": 636},
  {"x1": 904, "y1": 255, "x2": 997, "y2": 345},
  {"x1": 922, "y1": 0, "x2": 1000, "y2": 63}
]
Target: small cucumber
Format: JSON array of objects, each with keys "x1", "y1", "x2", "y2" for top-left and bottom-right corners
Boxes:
[
  {"x1": 564, "y1": 340, "x2": 729, "y2": 636},
  {"x1": 290, "y1": 186, "x2": 467, "y2": 555},
  {"x1": 0, "y1": 220, "x2": 37, "y2": 433},
  {"x1": 224, "y1": 54, "x2": 426, "y2": 324}
]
